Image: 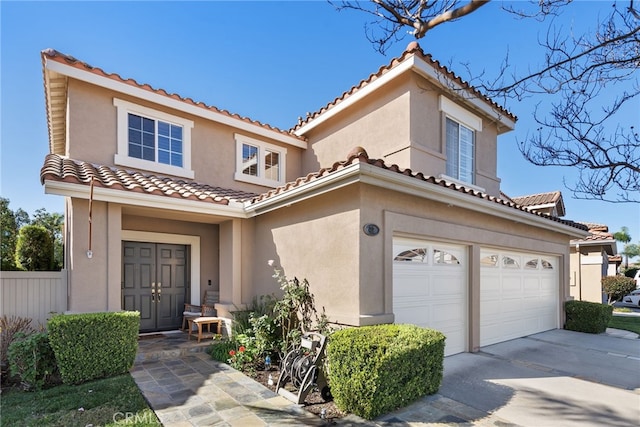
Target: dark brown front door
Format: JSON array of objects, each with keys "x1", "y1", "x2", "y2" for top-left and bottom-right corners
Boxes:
[{"x1": 122, "y1": 242, "x2": 187, "y2": 331}]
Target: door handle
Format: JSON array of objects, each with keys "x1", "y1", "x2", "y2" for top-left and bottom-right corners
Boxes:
[
  {"x1": 157, "y1": 286, "x2": 161, "y2": 302},
  {"x1": 151, "y1": 287, "x2": 155, "y2": 302}
]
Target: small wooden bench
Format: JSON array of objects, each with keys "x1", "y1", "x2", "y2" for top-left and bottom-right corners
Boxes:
[{"x1": 187, "y1": 317, "x2": 222, "y2": 343}]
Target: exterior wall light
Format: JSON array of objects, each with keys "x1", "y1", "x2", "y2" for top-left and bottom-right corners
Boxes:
[{"x1": 363, "y1": 223, "x2": 380, "y2": 236}]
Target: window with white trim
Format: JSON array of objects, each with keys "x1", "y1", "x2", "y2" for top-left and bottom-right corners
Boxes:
[
  {"x1": 235, "y1": 134, "x2": 286, "y2": 187},
  {"x1": 439, "y1": 96, "x2": 482, "y2": 186},
  {"x1": 446, "y1": 118, "x2": 475, "y2": 184},
  {"x1": 114, "y1": 98, "x2": 194, "y2": 179}
]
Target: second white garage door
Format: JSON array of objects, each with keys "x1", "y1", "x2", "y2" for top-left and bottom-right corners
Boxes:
[
  {"x1": 393, "y1": 238, "x2": 467, "y2": 356},
  {"x1": 480, "y1": 249, "x2": 559, "y2": 347}
]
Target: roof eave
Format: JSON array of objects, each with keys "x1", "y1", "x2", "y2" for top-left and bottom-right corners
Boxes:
[
  {"x1": 42, "y1": 180, "x2": 248, "y2": 218},
  {"x1": 571, "y1": 239, "x2": 618, "y2": 255},
  {"x1": 43, "y1": 64, "x2": 68, "y2": 155},
  {"x1": 294, "y1": 55, "x2": 517, "y2": 137},
  {"x1": 245, "y1": 162, "x2": 588, "y2": 238},
  {"x1": 43, "y1": 56, "x2": 307, "y2": 149}
]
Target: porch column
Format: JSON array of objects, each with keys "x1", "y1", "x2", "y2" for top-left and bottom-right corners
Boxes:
[
  {"x1": 106, "y1": 203, "x2": 122, "y2": 311},
  {"x1": 218, "y1": 219, "x2": 244, "y2": 317}
]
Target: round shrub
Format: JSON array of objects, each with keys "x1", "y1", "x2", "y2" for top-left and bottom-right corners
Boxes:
[{"x1": 327, "y1": 324, "x2": 445, "y2": 420}]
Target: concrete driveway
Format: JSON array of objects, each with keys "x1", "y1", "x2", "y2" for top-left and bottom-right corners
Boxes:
[{"x1": 375, "y1": 329, "x2": 640, "y2": 427}]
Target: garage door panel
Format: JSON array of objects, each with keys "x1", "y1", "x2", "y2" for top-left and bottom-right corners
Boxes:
[
  {"x1": 394, "y1": 239, "x2": 467, "y2": 356},
  {"x1": 394, "y1": 274, "x2": 429, "y2": 298},
  {"x1": 481, "y1": 249, "x2": 559, "y2": 347},
  {"x1": 395, "y1": 307, "x2": 430, "y2": 324}
]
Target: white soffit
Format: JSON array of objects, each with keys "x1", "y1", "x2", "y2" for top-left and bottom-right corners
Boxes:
[{"x1": 43, "y1": 180, "x2": 248, "y2": 218}]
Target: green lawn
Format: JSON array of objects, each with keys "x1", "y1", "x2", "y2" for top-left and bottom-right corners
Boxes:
[
  {"x1": 609, "y1": 315, "x2": 640, "y2": 335},
  {"x1": 0, "y1": 374, "x2": 160, "y2": 427}
]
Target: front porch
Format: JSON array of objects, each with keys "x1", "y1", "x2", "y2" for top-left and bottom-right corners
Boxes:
[{"x1": 136, "y1": 330, "x2": 212, "y2": 364}]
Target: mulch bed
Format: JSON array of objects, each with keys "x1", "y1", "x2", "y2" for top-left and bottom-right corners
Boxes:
[{"x1": 250, "y1": 367, "x2": 346, "y2": 421}]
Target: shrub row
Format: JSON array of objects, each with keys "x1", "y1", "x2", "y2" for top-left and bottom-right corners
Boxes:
[
  {"x1": 326, "y1": 324, "x2": 445, "y2": 420},
  {"x1": 7, "y1": 311, "x2": 140, "y2": 389},
  {"x1": 564, "y1": 300, "x2": 612, "y2": 334},
  {"x1": 47, "y1": 311, "x2": 140, "y2": 384}
]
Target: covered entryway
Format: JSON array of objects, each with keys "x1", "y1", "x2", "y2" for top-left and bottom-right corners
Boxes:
[
  {"x1": 122, "y1": 242, "x2": 188, "y2": 331},
  {"x1": 393, "y1": 238, "x2": 468, "y2": 356},
  {"x1": 480, "y1": 249, "x2": 559, "y2": 346}
]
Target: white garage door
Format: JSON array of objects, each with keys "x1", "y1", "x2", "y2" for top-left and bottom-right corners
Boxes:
[
  {"x1": 393, "y1": 238, "x2": 467, "y2": 356},
  {"x1": 480, "y1": 249, "x2": 559, "y2": 347}
]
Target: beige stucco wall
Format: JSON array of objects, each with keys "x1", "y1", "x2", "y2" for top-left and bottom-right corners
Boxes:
[
  {"x1": 300, "y1": 71, "x2": 502, "y2": 198},
  {"x1": 301, "y1": 74, "x2": 412, "y2": 172},
  {"x1": 247, "y1": 189, "x2": 362, "y2": 325},
  {"x1": 240, "y1": 181, "x2": 573, "y2": 352},
  {"x1": 569, "y1": 246, "x2": 606, "y2": 303},
  {"x1": 64, "y1": 196, "x2": 221, "y2": 313},
  {"x1": 65, "y1": 198, "x2": 121, "y2": 312},
  {"x1": 65, "y1": 79, "x2": 303, "y2": 193}
]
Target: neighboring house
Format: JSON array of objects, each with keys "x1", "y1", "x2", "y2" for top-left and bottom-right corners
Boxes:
[
  {"x1": 40, "y1": 42, "x2": 588, "y2": 356},
  {"x1": 569, "y1": 223, "x2": 618, "y2": 303},
  {"x1": 511, "y1": 191, "x2": 566, "y2": 218}
]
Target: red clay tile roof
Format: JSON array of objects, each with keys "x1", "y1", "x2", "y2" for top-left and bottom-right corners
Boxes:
[
  {"x1": 291, "y1": 42, "x2": 517, "y2": 132},
  {"x1": 41, "y1": 150, "x2": 587, "y2": 232},
  {"x1": 250, "y1": 147, "x2": 587, "y2": 232},
  {"x1": 40, "y1": 154, "x2": 258, "y2": 205},
  {"x1": 580, "y1": 232, "x2": 615, "y2": 242},
  {"x1": 499, "y1": 191, "x2": 515, "y2": 204},
  {"x1": 571, "y1": 222, "x2": 615, "y2": 245},
  {"x1": 512, "y1": 190, "x2": 565, "y2": 217},
  {"x1": 41, "y1": 49, "x2": 303, "y2": 142},
  {"x1": 512, "y1": 191, "x2": 562, "y2": 207},
  {"x1": 578, "y1": 222, "x2": 609, "y2": 232}
]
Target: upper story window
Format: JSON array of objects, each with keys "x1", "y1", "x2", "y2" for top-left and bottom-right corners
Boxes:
[
  {"x1": 439, "y1": 96, "x2": 482, "y2": 187},
  {"x1": 235, "y1": 134, "x2": 286, "y2": 187},
  {"x1": 446, "y1": 118, "x2": 475, "y2": 184},
  {"x1": 114, "y1": 98, "x2": 194, "y2": 179}
]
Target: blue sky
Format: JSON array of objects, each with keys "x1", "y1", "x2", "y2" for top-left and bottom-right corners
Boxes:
[{"x1": 1, "y1": 1, "x2": 638, "y2": 251}]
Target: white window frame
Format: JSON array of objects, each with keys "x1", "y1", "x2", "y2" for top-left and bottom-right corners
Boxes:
[
  {"x1": 439, "y1": 95, "x2": 483, "y2": 188},
  {"x1": 234, "y1": 134, "x2": 287, "y2": 187},
  {"x1": 114, "y1": 98, "x2": 194, "y2": 179}
]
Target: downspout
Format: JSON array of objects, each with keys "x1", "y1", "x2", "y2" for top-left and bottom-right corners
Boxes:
[{"x1": 576, "y1": 243, "x2": 582, "y2": 301}]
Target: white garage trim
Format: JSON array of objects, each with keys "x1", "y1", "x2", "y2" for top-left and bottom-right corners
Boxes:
[
  {"x1": 480, "y1": 249, "x2": 559, "y2": 347},
  {"x1": 393, "y1": 238, "x2": 468, "y2": 356}
]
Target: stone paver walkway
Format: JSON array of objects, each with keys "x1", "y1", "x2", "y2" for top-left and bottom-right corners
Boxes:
[
  {"x1": 131, "y1": 328, "x2": 638, "y2": 426},
  {"x1": 131, "y1": 352, "x2": 330, "y2": 426}
]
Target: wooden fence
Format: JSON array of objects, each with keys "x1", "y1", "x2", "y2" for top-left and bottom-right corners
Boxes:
[{"x1": 0, "y1": 270, "x2": 67, "y2": 328}]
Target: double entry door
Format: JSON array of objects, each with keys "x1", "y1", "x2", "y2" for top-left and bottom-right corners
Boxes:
[{"x1": 122, "y1": 241, "x2": 188, "y2": 331}]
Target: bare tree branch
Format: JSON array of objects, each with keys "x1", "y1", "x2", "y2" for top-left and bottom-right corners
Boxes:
[
  {"x1": 330, "y1": 1, "x2": 490, "y2": 53},
  {"x1": 330, "y1": 0, "x2": 640, "y2": 202}
]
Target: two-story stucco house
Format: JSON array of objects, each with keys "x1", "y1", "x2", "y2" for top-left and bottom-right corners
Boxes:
[
  {"x1": 40, "y1": 42, "x2": 588, "y2": 356},
  {"x1": 570, "y1": 223, "x2": 618, "y2": 304}
]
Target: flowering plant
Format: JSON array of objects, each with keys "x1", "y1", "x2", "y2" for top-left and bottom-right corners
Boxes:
[{"x1": 228, "y1": 342, "x2": 255, "y2": 371}]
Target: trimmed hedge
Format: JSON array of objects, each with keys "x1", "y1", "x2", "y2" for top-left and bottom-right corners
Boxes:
[
  {"x1": 327, "y1": 324, "x2": 445, "y2": 420},
  {"x1": 47, "y1": 311, "x2": 140, "y2": 384},
  {"x1": 564, "y1": 300, "x2": 613, "y2": 334}
]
